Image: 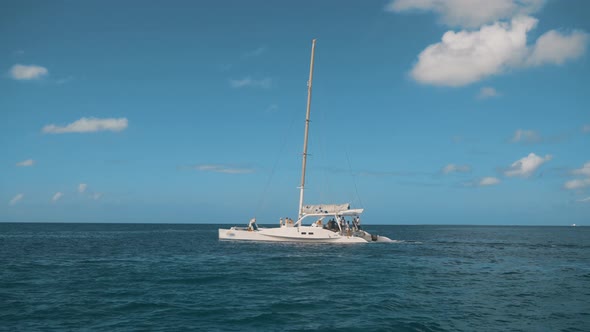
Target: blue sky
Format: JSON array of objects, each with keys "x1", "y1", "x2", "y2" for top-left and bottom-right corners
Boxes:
[{"x1": 1, "y1": 0, "x2": 589, "y2": 225}]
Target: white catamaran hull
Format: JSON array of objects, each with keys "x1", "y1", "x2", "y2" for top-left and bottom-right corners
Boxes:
[{"x1": 219, "y1": 226, "x2": 392, "y2": 243}]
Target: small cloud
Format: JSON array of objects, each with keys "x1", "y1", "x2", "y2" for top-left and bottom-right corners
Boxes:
[
  {"x1": 463, "y1": 176, "x2": 500, "y2": 187},
  {"x1": 442, "y1": 164, "x2": 471, "y2": 174},
  {"x1": 479, "y1": 177, "x2": 500, "y2": 186},
  {"x1": 243, "y1": 46, "x2": 267, "y2": 58},
  {"x1": 78, "y1": 183, "x2": 87, "y2": 193},
  {"x1": 42, "y1": 117, "x2": 128, "y2": 134},
  {"x1": 577, "y1": 197, "x2": 590, "y2": 203},
  {"x1": 511, "y1": 129, "x2": 541, "y2": 143},
  {"x1": 572, "y1": 162, "x2": 590, "y2": 177},
  {"x1": 56, "y1": 76, "x2": 74, "y2": 85},
  {"x1": 229, "y1": 77, "x2": 272, "y2": 89},
  {"x1": 9, "y1": 64, "x2": 48, "y2": 80},
  {"x1": 14, "y1": 50, "x2": 25, "y2": 55},
  {"x1": 564, "y1": 178, "x2": 590, "y2": 190},
  {"x1": 477, "y1": 87, "x2": 500, "y2": 99},
  {"x1": 504, "y1": 153, "x2": 552, "y2": 177},
  {"x1": 9, "y1": 193, "x2": 24, "y2": 206},
  {"x1": 16, "y1": 159, "x2": 35, "y2": 167},
  {"x1": 193, "y1": 164, "x2": 254, "y2": 174},
  {"x1": 91, "y1": 193, "x2": 102, "y2": 200},
  {"x1": 583, "y1": 124, "x2": 590, "y2": 133},
  {"x1": 52, "y1": 192, "x2": 63, "y2": 202}
]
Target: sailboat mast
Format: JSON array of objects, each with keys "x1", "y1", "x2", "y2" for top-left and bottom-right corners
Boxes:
[{"x1": 298, "y1": 39, "x2": 317, "y2": 219}]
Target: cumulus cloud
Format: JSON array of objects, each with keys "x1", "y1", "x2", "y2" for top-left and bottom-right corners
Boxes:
[
  {"x1": 16, "y1": 159, "x2": 35, "y2": 167},
  {"x1": 564, "y1": 178, "x2": 590, "y2": 190},
  {"x1": 229, "y1": 77, "x2": 272, "y2": 89},
  {"x1": 577, "y1": 197, "x2": 590, "y2": 203},
  {"x1": 386, "y1": 0, "x2": 545, "y2": 28},
  {"x1": 78, "y1": 183, "x2": 88, "y2": 193},
  {"x1": 479, "y1": 177, "x2": 500, "y2": 186},
  {"x1": 564, "y1": 162, "x2": 590, "y2": 190},
  {"x1": 526, "y1": 30, "x2": 589, "y2": 66},
  {"x1": 410, "y1": 16, "x2": 537, "y2": 87},
  {"x1": 9, "y1": 193, "x2": 24, "y2": 206},
  {"x1": 52, "y1": 192, "x2": 63, "y2": 202},
  {"x1": 403, "y1": 15, "x2": 587, "y2": 87},
  {"x1": 194, "y1": 164, "x2": 254, "y2": 174},
  {"x1": 9, "y1": 64, "x2": 48, "y2": 80},
  {"x1": 477, "y1": 87, "x2": 500, "y2": 99},
  {"x1": 571, "y1": 162, "x2": 590, "y2": 177},
  {"x1": 442, "y1": 163, "x2": 471, "y2": 174},
  {"x1": 504, "y1": 152, "x2": 552, "y2": 177},
  {"x1": 42, "y1": 117, "x2": 128, "y2": 134},
  {"x1": 511, "y1": 129, "x2": 541, "y2": 143}
]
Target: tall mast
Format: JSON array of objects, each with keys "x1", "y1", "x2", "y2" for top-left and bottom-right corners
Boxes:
[{"x1": 298, "y1": 38, "x2": 317, "y2": 219}]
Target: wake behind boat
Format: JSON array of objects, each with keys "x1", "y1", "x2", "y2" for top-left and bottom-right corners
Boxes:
[{"x1": 218, "y1": 39, "x2": 392, "y2": 244}]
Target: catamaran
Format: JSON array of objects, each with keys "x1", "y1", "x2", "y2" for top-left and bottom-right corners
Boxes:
[{"x1": 218, "y1": 39, "x2": 392, "y2": 243}]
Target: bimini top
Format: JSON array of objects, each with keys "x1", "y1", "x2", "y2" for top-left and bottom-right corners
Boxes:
[{"x1": 301, "y1": 203, "x2": 363, "y2": 216}]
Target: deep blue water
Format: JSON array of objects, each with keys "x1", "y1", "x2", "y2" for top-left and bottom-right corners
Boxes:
[{"x1": 0, "y1": 223, "x2": 588, "y2": 331}]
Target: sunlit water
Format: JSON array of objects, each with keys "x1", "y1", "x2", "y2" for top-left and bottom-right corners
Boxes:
[{"x1": 1, "y1": 223, "x2": 588, "y2": 331}]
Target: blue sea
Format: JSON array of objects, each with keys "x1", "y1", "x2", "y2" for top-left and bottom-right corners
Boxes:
[{"x1": 0, "y1": 223, "x2": 588, "y2": 331}]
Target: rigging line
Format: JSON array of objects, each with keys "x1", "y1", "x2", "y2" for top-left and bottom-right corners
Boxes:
[
  {"x1": 254, "y1": 107, "x2": 299, "y2": 217},
  {"x1": 345, "y1": 148, "x2": 364, "y2": 209}
]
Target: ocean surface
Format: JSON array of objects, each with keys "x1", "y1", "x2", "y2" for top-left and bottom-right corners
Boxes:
[{"x1": 0, "y1": 223, "x2": 588, "y2": 332}]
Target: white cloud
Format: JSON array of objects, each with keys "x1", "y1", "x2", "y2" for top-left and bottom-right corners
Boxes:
[
  {"x1": 504, "y1": 152, "x2": 552, "y2": 177},
  {"x1": 477, "y1": 87, "x2": 500, "y2": 99},
  {"x1": 78, "y1": 183, "x2": 87, "y2": 193},
  {"x1": 526, "y1": 30, "x2": 589, "y2": 66},
  {"x1": 16, "y1": 159, "x2": 35, "y2": 167},
  {"x1": 194, "y1": 164, "x2": 254, "y2": 174},
  {"x1": 386, "y1": 0, "x2": 545, "y2": 28},
  {"x1": 479, "y1": 177, "x2": 500, "y2": 186},
  {"x1": 406, "y1": 15, "x2": 588, "y2": 87},
  {"x1": 582, "y1": 124, "x2": 590, "y2": 133},
  {"x1": 564, "y1": 178, "x2": 590, "y2": 190},
  {"x1": 42, "y1": 117, "x2": 128, "y2": 134},
  {"x1": 511, "y1": 129, "x2": 541, "y2": 143},
  {"x1": 410, "y1": 16, "x2": 537, "y2": 87},
  {"x1": 572, "y1": 162, "x2": 590, "y2": 177},
  {"x1": 464, "y1": 176, "x2": 500, "y2": 187},
  {"x1": 56, "y1": 76, "x2": 74, "y2": 85},
  {"x1": 243, "y1": 46, "x2": 267, "y2": 58},
  {"x1": 91, "y1": 193, "x2": 102, "y2": 200},
  {"x1": 52, "y1": 192, "x2": 63, "y2": 202},
  {"x1": 9, "y1": 193, "x2": 24, "y2": 206},
  {"x1": 564, "y1": 162, "x2": 590, "y2": 190},
  {"x1": 229, "y1": 77, "x2": 272, "y2": 89},
  {"x1": 10, "y1": 64, "x2": 48, "y2": 80},
  {"x1": 442, "y1": 163, "x2": 471, "y2": 174},
  {"x1": 577, "y1": 197, "x2": 590, "y2": 203}
]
